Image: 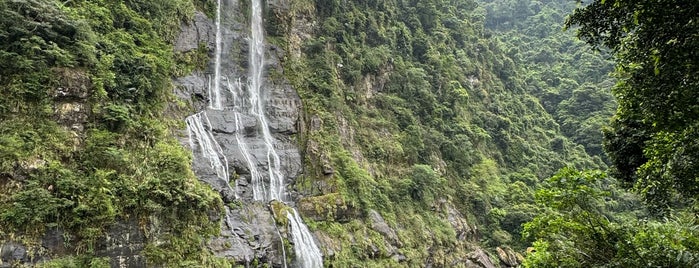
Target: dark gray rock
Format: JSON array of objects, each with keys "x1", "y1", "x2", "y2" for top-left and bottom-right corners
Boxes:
[
  {"x1": 175, "y1": 0, "x2": 309, "y2": 266},
  {"x1": 175, "y1": 11, "x2": 216, "y2": 52},
  {"x1": 1, "y1": 220, "x2": 144, "y2": 267},
  {"x1": 209, "y1": 204, "x2": 287, "y2": 267},
  {"x1": 94, "y1": 219, "x2": 146, "y2": 268},
  {"x1": 176, "y1": 0, "x2": 304, "y2": 202},
  {"x1": 0, "y1": 242, "x2": 29, "y2": 266},
  {"x1": 41, "y1": 228, "x2": 72, "y2": 256}
]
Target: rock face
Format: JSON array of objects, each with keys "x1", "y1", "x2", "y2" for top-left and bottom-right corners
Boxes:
[
  {"x1": 175, "y1": 11, "x2": 216, "y2": 53},
  {"x1": 0, "y1": 242, "x2": 30, "y2": 266},
  {"x1": 175, "y1": 0, "x2": 304, "y2": 201},
  {"x1": 0, "y1": 220, "x2": 146, "y2": 267},
  {"x1": 208, "y1": 205, "x2": 286, "y2": 266},
  {"x1": 94, "y1": 220, "x2": 146, "y2": 268},
  {"x1": 466, "y1": 248, "x2": 497, "y2": 268},
  {"x1": 52, "y1": 68, "x2": 90, "y2": 142},
  {"x1": 174, "y1": 1, "x2": 306, "y2": 266}
]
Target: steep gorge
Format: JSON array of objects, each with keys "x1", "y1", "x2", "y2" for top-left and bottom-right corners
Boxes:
[{"x1": 0, "y1": 0, "x2": 608, "y2": 267}]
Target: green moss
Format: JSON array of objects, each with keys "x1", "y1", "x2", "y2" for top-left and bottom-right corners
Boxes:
[
  {"x1": 270, "y1": 200, "x2": 292, "y2": 226},
  {"x1": 0, "y1": 0, "x2": 222, "y2": 265},
  {"x1": 37, "y1": 256, "x2": 110, "y2": 268},
  {"x1": 174, "y1": 43, "x2": 211, "y2": 76}
]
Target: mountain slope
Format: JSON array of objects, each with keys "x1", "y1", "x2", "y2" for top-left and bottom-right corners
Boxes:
[{"x1": 0, "y1": 0, "x2": 609, "y2": 267}]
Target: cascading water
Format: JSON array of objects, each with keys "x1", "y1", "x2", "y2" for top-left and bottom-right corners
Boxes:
[
  {"x1": 209, "y1": 0, "x2": 223, "y2": 110},
  {"x1": 247, "y1": 0, "x2": 285, "y2": 202},
  {"x1": 226, "y1": 78, "x2": 263, "y2": 200},
  {"x1": 242, "y1": 0, "x2": 323, "y2": 266},
  {"x1": 190, "y1": 0, "x2": 324, "y2": 266},
  {"x1": 287, "y1": 209, "x2": 324, "y2": 268},
  {"x1": 186, "y1": 112, "x2": 229, "y2": 183}
]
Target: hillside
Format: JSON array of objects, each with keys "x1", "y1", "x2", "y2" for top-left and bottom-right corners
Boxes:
[{"x1": 4, "y1": 0, "x2": 693, "y2": 267}]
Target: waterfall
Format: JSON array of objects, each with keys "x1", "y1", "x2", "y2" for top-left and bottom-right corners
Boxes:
[
  {"x1": 247, "y1": 0, "x2": 285, "y2": 202},
  {"x1": 186, "y1": 112, "x2": 229, "y2": 183},
  {"x1": 287, "y1": 209, "x2": 324, "y2": 268},
  {"x1": 226, "y1": 78, "x2": 264, "y2": 200},
  {"x1": 209, "y1": 0, "x2": 224, "y2": 110},
  {"x1": 194, "y1": 0, "x2": 324, "y2": 266},
  {"x1": 244, "y1": 1, "x2": 323, "y2": 266}
]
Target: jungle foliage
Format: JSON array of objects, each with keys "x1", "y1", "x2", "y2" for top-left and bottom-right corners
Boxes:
[
  {"x1": 568, "y1": 0, "x2": 699, "y2": 212},
  {"x1": 523, "y1": 168, "x2": 698, "y2": 267},
  {"x1": 481, "y1": 0, "x2": 616, "y2": 160},
  {"x1": 3, "y1": 0, "x2": 697, "y2": 266},
  {"x1": 0, "y1": 0, "x2": 223, "y2": 265},
  {"x1": 519, "y1": 0, "x2": 699, "y2": 266},
  {"x1": 271, "y1": 0, "x2": 612, "y2": 266},
  {"x1": 278, "y1": 0, "x2": 698, "y2": 266}
]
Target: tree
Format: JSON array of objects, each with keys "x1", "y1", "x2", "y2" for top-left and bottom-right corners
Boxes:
[
  {"x1": 522, "y1": 168, "x2": 699, "y2": 267},
  {"x1": 567, "y1": 0, "x2": 699, "y2": 210}
]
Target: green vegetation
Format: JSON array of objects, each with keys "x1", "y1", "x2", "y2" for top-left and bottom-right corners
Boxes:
[
  {"x1": 2, "y1": 0, "x2": 697, "y2": 266},
  {"x1": 569, "y1": 0, "x2": 699, "y2": 212},
  {"x1": 0, "y1": 0, "x2": 222, "y2": 265},
  {"x1": 520, "y1": 0, "x2": 699, "y2": 266},
  {"x1": 481, "y1": 0, "x2": 616, "y2": 160},
  {"x1": 523, "y1": 168, "x2": 698, "y2": 267},
  {"x1": 277, "y1": 0, "x2": 698, "y2": 266},
  {"x1": 271, "y1": 0, "x2": 610, "y2": 265}
]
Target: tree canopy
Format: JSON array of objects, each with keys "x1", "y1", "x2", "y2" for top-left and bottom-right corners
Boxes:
[
  {"x1": 567, "y1": 0, "x2": 699, "y2": 211},
  {"x1": 522, "y1": 1, "x2": 699, "y2": 266}
]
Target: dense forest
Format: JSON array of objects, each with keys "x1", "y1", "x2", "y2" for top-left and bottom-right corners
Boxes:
[{"x1": 0, "y1": 0, "x2": 697, "y2": 267}]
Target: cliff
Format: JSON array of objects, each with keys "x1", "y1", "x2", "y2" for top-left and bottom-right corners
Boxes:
[{"x1": 0, "y1": 0, "x2": 606, "y2": 267}]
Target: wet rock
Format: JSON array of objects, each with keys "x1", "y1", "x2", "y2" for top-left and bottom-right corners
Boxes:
[
  {"x1": 0, "y1": 242, "x2": 29, "y2": 265},
  {"x1": 176, "y1": 0, "x2": 314, "y2": 266},
  {"x1": 173, "y1": 74, "x2": 209, "y2": 110},
  {"x1": 210, "y1": 204, "x2": 286, "y2": 267},
  {"x1": 266, "y1": 83, "x2": 302, "y2": 135},
  {"x1": 94, "y1": 219, "x2": 146, "y2": 268},
  {"x1": 178, "y1": 0, "x2": 304, "y2": 204}
]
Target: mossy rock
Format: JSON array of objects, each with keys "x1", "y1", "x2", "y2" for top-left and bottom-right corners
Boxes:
[{"x1": 297, "y1": 193, "x2": 360, "y2": 223}]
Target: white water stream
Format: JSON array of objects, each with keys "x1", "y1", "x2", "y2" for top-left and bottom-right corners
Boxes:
[
  {"x1": 186, "y1": 0, "x2": 324, "y2": 267},
  {"x1": 209, "y1": 0, "x2": 224, "y2": 110},
  {"x1": 247, "y1": 0, "x2": 285, "y2": 202},
  {"x1": 287, "y1": 209, "x2": 324, "y2": 268},
  {"x1": 244, "y1": 1, "x2": 323, "y2": 266},
  {"x1": 186, "y1": 112, "x2": 229, "y2": 183}
]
